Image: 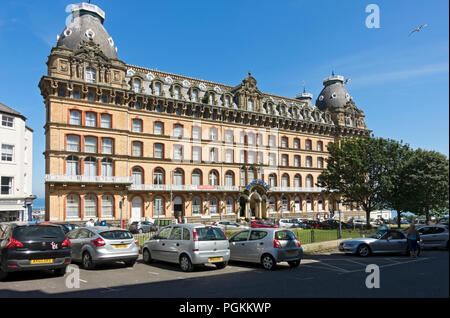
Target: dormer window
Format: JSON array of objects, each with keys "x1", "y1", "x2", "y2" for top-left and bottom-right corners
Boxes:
[
  {"x1": 225, "y1": 95, "x2": 231, "y2": 107},
  {"x1": 248, "y1": 99, "x2": 254, "y2": 111},
  {"x1": 174, "y1": 86, "x2": 181, "y2": 99},
  {"x1": 133, "y1": 79, "x2": 141, "y2": 93},
  {"x1": 209, "y1": 92, "x2": 214, "y2": 105},
  {"x1": 154, "y1": 82, "x2": 161, "y2": 96},
  {"x1": 192, "y1": 89, "x2": 198, "y2": 102},
  {"x1": 85, "y1": 68, "x2": 96, "y2": 83},
  {"x1": 331, "y1": 92, "x2": 337, "y2": 99}
]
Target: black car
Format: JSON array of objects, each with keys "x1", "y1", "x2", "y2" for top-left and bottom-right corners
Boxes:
[
  {"x1": 0, "y1": 222, "x2": 72, "y2": 280},
  {"x1": 320, "y1": 219, "x2": 352, "y2": 229},
  {"x1": 54, "y1": 222, "x2": 79, "y2": 234}
]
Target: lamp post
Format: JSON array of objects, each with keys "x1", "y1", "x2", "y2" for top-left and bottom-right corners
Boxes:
[{"x1": 170, "y1": 170, "x2": 174, "y2": 220}]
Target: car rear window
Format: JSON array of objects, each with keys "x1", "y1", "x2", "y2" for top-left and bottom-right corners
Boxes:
[
  {"x1": 13, "y1": 225, "x2": 66, "y2": 240},
  {"x1": 196, "y1": 227, "x2": 227, "y2": 241},
  {"x1": 275, "y1": 230, "x2": 296, "y2": 241},
  {"x1": 100, "y1": 230, "x2": 133, "y2": 240}
]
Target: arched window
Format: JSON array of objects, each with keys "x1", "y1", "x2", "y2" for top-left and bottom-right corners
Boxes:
[
  {"x1": 84, "y1": 194, "x2": 97, "y2": 218},
  {"x1": 101, "y1": 195, "x2": 113, "y2": 218},
  {"x1": 192, "y1": 197, "x2": 201, "y2": 215},
  {"x1": 69, "y1": 110, "x2": 81, "y2": 125},
  {"x1": 133, "y1": 79, "x2": 141, "y2": 93},
  {"x1": 101, "y1": 138, "x2": 113, "y2": 155},
  {"x1": 154, "y1": 196, "x2": 164, "y2": 217},
  {"x1": 294, "y1": 138, "x2": 300, "y2": 149},
  {"x1": 282, "y1": 174, "x2": 289, "y2": 187},
  {"x1": 192, "y1": 89, "x2": 198, "y2": 102},
  {"x1": 174, "y1": 124, "x2": 183, "y2": 138},
  {"x1": 269, "y1": 197, "x2": 276, "y2": 213},
  {"x1": 295, "y1": 197, "x2": 301, "y2": 212},
  {"x1": 305, "y1": 140, "x2": 312, "y2": 150},
  {"x1": 294, "y1": 155, "x2": 300, "y2": 167},
  {"x1": 306, "y1": 175, "x2": 313, "y2": 188},
  {"x1": 306, "y1": 156, "x2": 313, "y2": 168},
  {"x1": 101, "y1": 158, "x2": 113, "y2": 177},
  {"x1": 317, "y1": 157, "x2": 324, "y2": 169},
  {"x1": 192, "y1": 170, "x2": 202, "y2": 186},
  {"x1": 153, "y1": 168, "x2": 164, "y2": 185},
  {"x1": 66, "y1": 194, "x2": 80, "y2": 218},
  {"x1": 132, "y1": 167, "x2": 143, "y2": 185},
  {"x1": 66, "y1": 155, "x2": 79, "y2": 176},
  {"x1": 281, "y1": 137, "x2": 288, "y2": 148},
  {"x1": 226, "y1": 197, "x2": 234, "y2": 214},
  {"x1": 85, "y1": 67, "x2": 96, "y2": 83},
  {"x1": 282, "y1": 154, "x2": 288, "y2": 166},
  {"x1": 173, "y1": 86, "x2": 181, "y2": 99},
  {"x1": 173, "y1": 169, "x2": 184, "y2": 185},
  {"x1": 248, "y1": 133, "x2": 255, "y2": 145},
  {"x1": 306, "y1": 197, "x2": 312, "y2": 211},
  {"x1": 154, "y1": 122, "x2": 163, "y2": 135},
  {"x1": 282, "y1": 197, "x2": 289, "y2": 212},
  {"x1": 85, "y1": 112, "x2": 96, "y2": 127},
  {"x1": 318, "y1": 198, "x2": 324, "y2": 211},
  {"x1": 294, "y1": 175, "x2": 301, "y2": 188},
  {"x1": 154, "y1": 82, "x2": 161, "y2": 96},
  {"x1": 209, "y1": 170, "x2": 219, "y2": 186},
  {"x1": 209, "y1": 197, "x2": 218, "y2": 214},
  {"x1": 317, "y1": 141, "x2": 323, "y2": 152},
  {"x1": 225, "y1": 171, "x2": 234, "y2": 187},
  {"x1": 269, "y1": 173, "x2": 277, "y2": 187},
  {"x1": 84, "y1": 157, "x2": 97, "y2": 177}
]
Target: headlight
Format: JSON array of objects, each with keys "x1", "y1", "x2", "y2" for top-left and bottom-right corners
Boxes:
[{"x1": 344, "y1": 243, "x2": 355, "y2": 247}]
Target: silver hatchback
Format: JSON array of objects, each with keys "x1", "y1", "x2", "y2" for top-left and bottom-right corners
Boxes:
[
  {"x1": 142, "y1": 224, "x2": 230, "y2": 272},
  {"x1": 67, "y1": 227, "x2": 139, "y2": 269},
  {"x1": 229, "y1": 228, "x2": 303, "y2": 270}
]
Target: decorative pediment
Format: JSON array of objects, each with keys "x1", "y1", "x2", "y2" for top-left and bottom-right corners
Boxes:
[{"x1": 73, "y1": 39, "x2": 110, "y2": 63}]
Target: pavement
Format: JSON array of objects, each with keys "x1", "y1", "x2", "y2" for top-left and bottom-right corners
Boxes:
[{"x1": 0, "y1": 248, "x2": 448, "y2": 298}]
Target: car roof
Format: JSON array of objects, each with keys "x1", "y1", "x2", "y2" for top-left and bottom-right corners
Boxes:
[{"x1": 86, "y1": 226, "x2": 125, "y2": 233}]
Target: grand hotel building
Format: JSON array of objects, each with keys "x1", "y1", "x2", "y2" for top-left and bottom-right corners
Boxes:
[{"x1": 39, "y1": 3, "x2": 369, "y2": 224}]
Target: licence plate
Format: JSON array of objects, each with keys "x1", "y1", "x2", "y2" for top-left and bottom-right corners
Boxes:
[
  {"x1": 208, "y1": 257, "x2": 223, "y2": 262},
  {"x1": 114, "y1": 244, "x2": 129, "y2": 248},
  {"x1": 30, "y1": 259, "x2": 54, "y2": 264},
  {"x1": 286, "y1": 251, "x2": 297, "y2": 255}
]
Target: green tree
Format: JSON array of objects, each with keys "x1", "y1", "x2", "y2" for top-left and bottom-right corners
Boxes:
[{"x1": 318, "y1": 136, "x2": 390, "y2": 226}]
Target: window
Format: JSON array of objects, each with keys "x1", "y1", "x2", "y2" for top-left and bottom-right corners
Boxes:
[
  {"x1": 295, "y1": 197, "x2": 301, "y2": 212},
  {"x1": 192, "y1": 170, "x2": 202, "y2": 186},
  {"x1": 294, "y1": 155, "x2": 300, "y2": 167},
  {"x1": 248, "y1": 99, "x2": 254, "y2": 111},
  {"x1": 294, "y1": 139, "x2": 300, "y2": 149},
  {"x1": 225, "y1": 95, "x2": 231, "y2": 107},
  {"x1": 192, "y1": 89, "x2": 198, "y2": 102},
  {"x1": 240, "y1": 150, "x2": 246, "y2": 164},
  {"x1": 58, "y1": 87, "x2": 65, "y2": 97},
  {"x1": 66, "y1": 156, "x2": 79, "y2": 175},
  {"x1": 318, "y1": 198, "x2": 324, "y2": 211},
  {"x1": 154, "y1": 143, "x2": 164, "y2": 159},
  {"x1": 269, "y1": 153, "x2": 276, "y2": 166},
  {"x1": 269, "y1": 197, "x2": 276, "y2": 213},
  {"x1": 84, "y1": 195, "x2": 97, "y2": 218},
  {"x1": 132, "y1": 119, "x2": 142, "y2": 133},
  {"x1": 101, "y1": 94, "x2": 108, "y2": 104},
  {"x1": 257, "y1": 152, "x2": 263, "y2": 165},
  {"x1": 294, "y1": 175, "x2": 301, "y2": 187},
  {"x1": 282, "y1": 197, "x2": 289, "y2": 212},
  {"x1": 317, "y1": 141, "x2": 323, "y2": 152},
  {"x1": 209, "y1": 171, "x2": 219, "y2": 186},
  {"x1": 101, "y1": 195, "x2": 113, "y2": 218},
  {"x1": 73, "y1": 90, "x2": 81, "y2": 99},
  {"x1": 102, "y1": 138, "x2": 113, "y2": 155},
  {"x1": 133, "y1": 79, "x2": 141, "y2": 93},
  {"x1": 154, "y1": 122, "x2": 163, "y2": 135},
  {"x1": 257, "y1": 168, "x2": 262, "y2": 181},
  {"x1": 174, "y1": 124, "x2": 183, "y2": 138},
  {"x1": 1, "y1": 145, "x2": 14, "y2": 162},
  {"x1": 306, "y1": 175, "x2": 313, "y2": 188},
  {"x1": 132, "y1": 141, "x2": 142, "y2": 157},
  {"x1": 87, "y1": 92, "x2": 95, "y2": 102},
  {"x1": 269, "y1": 174, "x2": 276, "y2": 187},
  {"x1": 173, "y1": 145, "x2": 183, "y2": 160},
  {"x1": 85, "y1": 68, "x2": 96, "y2": 83},
  {"x1": 240, "y1": 168, "x2": 246, "y2": 186},
  {"x1": 281, "y1": 137, "x2": 288, "y2": 148},
  {"x1": 192, "y1": 126, "x2": 201, "y2": 140},
  {"x1": 192, "y1": 146, "x2": 201, "y2": 162},
  {"x1": 209, "y1": 128, "x2": 218, "y2": 141},
  {"x1": 85, "y1": 112, "x2": 96, "y2": 127},
  {"x1": 282, "y1": 174, "x2": 289, "y2": 187},
  {"x1": 226, "y1": 197, "x2": 234, "y2": 214},
  {"x1": 84, "y1": 137, "x2": 97, "y2": 153},
  {"x1": 154, "y1": 197, "x2": 164, "y2": 217},
  {"x1": 268, "y1": 135, "x2": 276, "y2": 147},
  {"x1": 318, "y1": 157, "x2": 324, "y2": 169},
  {"x1": 225, "y1": 172, "x2": 234, "y2": 187},
  {"x1": 240, "y1": 132, "x2": 246, "y2": 144},
  {"x1": 247, "y1": 168, "x2": 255, "y2": 184},
  {"x1": 101, "y1": 158, "x2": 113, "y2": 177},
  {"x1": 282, "y1": 154, "x2": 288, "y2": 167},
  {"x1": 132, "y1": 167, "x2": 143, "y2": 185},
  {"x1": 257, "y1": 134, "x2": 263, "y2": 145},
  {"x1": 305, "y1": 140, "x2": 312, "y2": 150},
  {"x1": 173, "y1": 86, "x2": 181, "y2": 99},
  {"x1": 173, "y1": 169, "x2": 183, "y2": 185},
  {"x1": 84, "y1": 157, "x2": 97, "y2": 177},
  {"x1": 225, "y1": 149, "x2": 233, "y2": 163},
  {"x1": 306, "y1": 197, "x2": 312, "y2": 211},
  {"x1": 306, "y1": 156, "x2": 312, "y2": 168},
  {"x1": 1, "y1": 177, "x2": 13, "y2": 195},
  {"x1": 210, "y1": 197, "x2": 218, "y2": 214},
  {"x1": 135, "y1": 101, "x2": 142, "y2": 109},
  {"x1": 100, "y1": 114, "x2": 111, "y2": 128},
  {"x1": 154, "y1": 169, "x2": 164, "y2": 185},
  {"x1": 66, "y1": 194, "x2": 80, "y2": 218},
  {"x1": 225, "y1": 130, "x2": 233, "y2": 143},
  {"x1": 69, "y1": 111, "x2": 81, "y2": 125},
  {"x1": 248, "y1": 133, "x2": 255, "y2": 145},
  {"x1": 209, "y1": 92, "x2": 214, "y2": 105},
  {"x1": 154, "y1": 82, "x2": 161, "y2": 96},
  {"x1": 248, "y1": 151, "x2": 255, "y2": 164},
  {"x1": 192, "y1": 197, "x2": 201, "y2": 215}
]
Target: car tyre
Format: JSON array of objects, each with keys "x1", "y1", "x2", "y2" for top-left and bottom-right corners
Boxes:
[
  {"x1": 124, "y1": 259, "x2": 136, "y2": 267},
  {"x1": 138, "y1": 228, "x2": 143, "y2": 234},
  {"x1": 215, "y1": 261, "x2": 228, "y2": 269},
  {"x1": 0, "y1": 267, "x2": 7, "y2": 281},
  {"x1": 143, "y1": 248, "x2": 153, "y2": 264},
  {"x1": 357, "y1": 244, "x2": 371, "y2": 257},
  {"x1": 179, "y1": 254, "x2": 194, "y2": 272},
  {"x1": 261, "y1": 254, "x2": 276, "y2": 270},
  {"x1": 288, "y1": 260, "x2": 301, "y2": 268},
  {"x1": 81, "y1": 251, "x2": 96, "y2": 270}
]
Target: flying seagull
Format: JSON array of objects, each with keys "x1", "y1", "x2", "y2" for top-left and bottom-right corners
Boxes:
[
  {"x1": 344, "y1": 78, "x2": 351, "y2": 85},
  {"x1": 409, "y1": 24, "x2": 428, "y2": 36}
]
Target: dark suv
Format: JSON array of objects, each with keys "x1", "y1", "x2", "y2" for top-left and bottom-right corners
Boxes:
[{"x1": 0, "y1": 222, "x2": 72, "y2": 280}]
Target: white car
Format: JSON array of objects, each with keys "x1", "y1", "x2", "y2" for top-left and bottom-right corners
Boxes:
[
  {"x1": 213, "y1": 221, "x2": 249, "y2": 231},
  {"x1": 415, "y1": 225, "x2": 449, "y2": 249},
  {"x1": 279, "y1": 219, "x2": 297, "y2": 228}
]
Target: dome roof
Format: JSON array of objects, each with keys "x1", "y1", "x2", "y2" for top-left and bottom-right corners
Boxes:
[
  {"x1": 315, "y1": 75, "x2": 352, "y2": 111},
  {"x1": 56, "y1": 3, "x2": 118, "y2": 60}
]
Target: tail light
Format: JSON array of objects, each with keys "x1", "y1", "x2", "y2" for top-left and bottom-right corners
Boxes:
[
  {"x1": 273, "y1": 239, "x2": 282, "y2": 248},
  {"x1": 91, "y1": 237, "x2": 105, "y2": 247},
  {"x1": 5, "y1": 238, "x2": 24, "y2": 249},
  {"x1": 295, "y1": 239, "x2": 301, "y2": 247},
  {"x1": 193, "y1": 229, "x2": 198, "y2": 242},
  {"x1": 62, "y1": 237, "x2": 71, "y2": 247},
  {"x1": 135, "y1": 238, "x2": 139, "y2": 246}
]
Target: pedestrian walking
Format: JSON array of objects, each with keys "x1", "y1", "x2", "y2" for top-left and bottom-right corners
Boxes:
[
  {"x1": 406, "y1": 224, "x2": 420, "y2": 258},
  {"x1": 85, "y1": 218, "x2": 95, "y2": 227}
]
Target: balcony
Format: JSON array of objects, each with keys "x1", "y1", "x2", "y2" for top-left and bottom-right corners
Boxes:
[
  {"x1": 129, "y1": 184, "x2": 240, "y2": 192},
  {"x1": 45, "y1": 175, "x2": 133, "y2": 184}
]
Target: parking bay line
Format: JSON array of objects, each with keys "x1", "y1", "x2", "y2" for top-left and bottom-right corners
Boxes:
[{"x1": 337, "y1": 257, "x2": 429, "y2": 275}]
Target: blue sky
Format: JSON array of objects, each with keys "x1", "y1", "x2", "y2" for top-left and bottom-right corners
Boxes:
[{"x1": 0, "y1": 0, "x2": 448, "y2": 200}]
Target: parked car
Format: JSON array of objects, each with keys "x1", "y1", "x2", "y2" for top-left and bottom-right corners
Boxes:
[
  {"x1": 129, "y1": 221, "x2": 157, "y2": 234},
  {"x1": 0, "y1": 222, "x2": 71, "y2": 280},
  {"x1": 67, "y1": 226, "x2": 139, "y2": 269},
  {"x1": 251, "y1": 220, "x2": 279, "y2": 228},
  {"x1": 142, "y1": 224, "x2": 230, "y2": 272},
  {"x1": 303, "y1": 220, "x2": 320, "y2": 229},
  {"x1": 39, "y1": 221, "x2": 80, "y2": 234},
  {"x1": 279, "y1": 219, "x2": 298, "y2": 228},
  {"x1": 319, "y1": 219, "x2": 352, "y2": 229},
  {"x1": 228, "y1": 228, "x2": 303, "y2": 270},
  {"x1": 213, "y1": 221, "x2": 249, "y2": 231},
  {"x1": 339, "y1": 230, "x2": 423, "y2": 257},
  {"x1": 414, "y1": 225, "x2": 449, "y2": 249}
]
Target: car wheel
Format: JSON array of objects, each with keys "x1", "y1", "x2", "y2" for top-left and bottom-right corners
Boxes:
[
  {"x1": 261, "y1": 254, "x2": 276, "y2": 270},
  {"x1": 82, "y1": 251, "x2": 95, "y2": 270},
  {"x1": 357, "y1": 244, "x2": 371, "y2": 257},
  {"x1": 0, "y1": 267, "x2": 7, "y2": 281},
  {"x1": 124, "y1": 259, "x2": 136, "y2": 267},
  {"x1": 179, "y1": 254, "x2": 194, "y2": 272},
  {"x1": 138, "y1": 229, "x2": 143, "y2": 234},
  {"x1": 288, "y1": 260, "x2": 301, "y2": 268},
  {"x1": 215, "y1": 261, "x2": 228, "y2": 269},
  {"x1": 143, "y1": 248, "x2": 153, "y2": 264},
  {"x1": 54, "y1": 267, "x2": 67, "y2": 277}
]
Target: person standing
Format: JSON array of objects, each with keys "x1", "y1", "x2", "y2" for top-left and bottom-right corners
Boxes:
[
  {"x1": 377, "y1": 220, "x2": 389, "y2": 231},
  {"x1": 85, "y1": 218, "x2": 95, "y2": 227},
  {"x1": 406, "y1": 224, "x2": 420, "y2": 258}
]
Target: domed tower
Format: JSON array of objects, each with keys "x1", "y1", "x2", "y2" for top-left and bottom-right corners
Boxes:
[{"x1": 316, "y1": 74, "x2": 367, "y2": 129}]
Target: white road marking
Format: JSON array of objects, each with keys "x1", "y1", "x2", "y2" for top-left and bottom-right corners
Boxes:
[
  {"x1": 341, "y1": 258, "x2": 370, "y2": 266},
  {"x1": 79, "y1": 279, "x2": 88, "y2": 283},
  {"x1": 319, "y1": 261, "x2": 350, "y2": 273},
  {"x1": 148, "y1": 272, "x2": 160, "y2": 275},
  {"x1": 338, "y1": 257, "x2": 429, "y2": 275}
]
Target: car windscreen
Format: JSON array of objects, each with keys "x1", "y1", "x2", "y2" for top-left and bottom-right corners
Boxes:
[
  {"x1": 100, "y1": 230, "x2": 133, "y2": 240},
  {"x1": 13, "y1": 226, "x2": 66, "y2": 240},
  {"x1": 196, "y1": 227, "x2": 227, "y2": 241},
  {"x1": 370, "y1": 231, "x2": 387, "y2": 239},
  {"x1": 275, "y1": 230, "x2": 296, "y2": 241}
]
